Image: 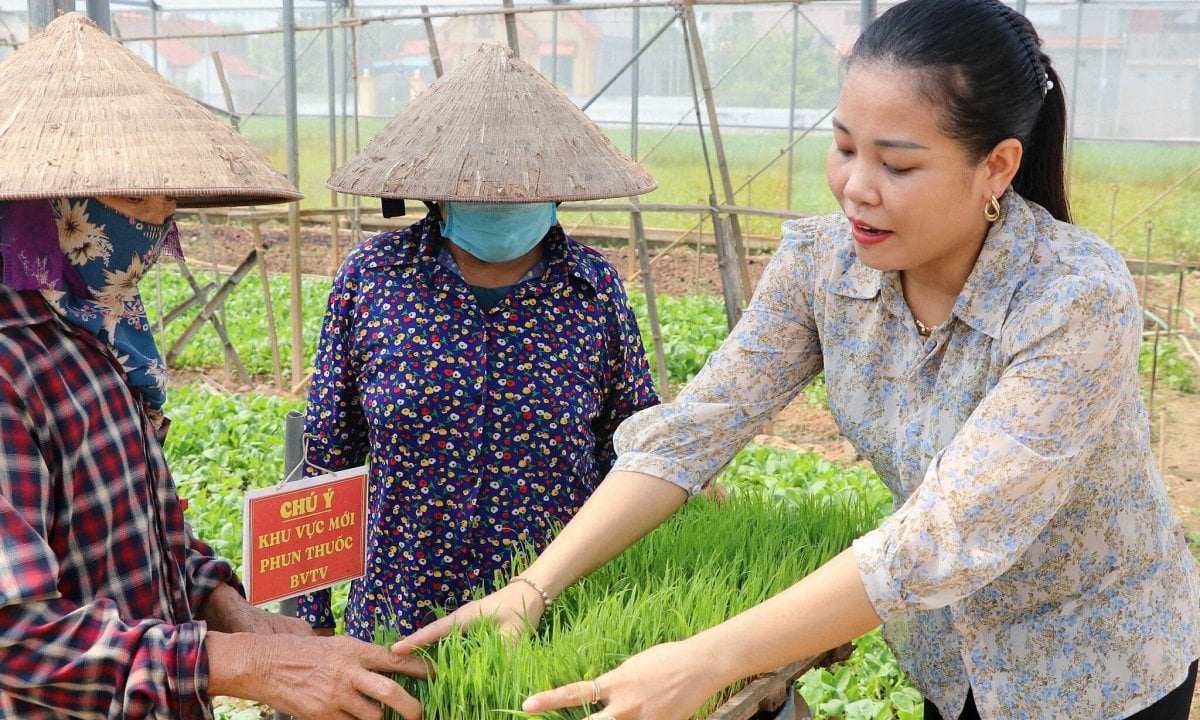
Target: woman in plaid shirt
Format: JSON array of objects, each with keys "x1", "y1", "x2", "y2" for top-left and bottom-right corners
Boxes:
[{"x1": 0, "y1": 14, "x2": 425, "y2": 720}]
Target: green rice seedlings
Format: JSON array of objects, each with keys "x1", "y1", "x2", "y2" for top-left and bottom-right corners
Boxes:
[{"x1": 379, "y1": 492, "x2": 878, "y2": 720}]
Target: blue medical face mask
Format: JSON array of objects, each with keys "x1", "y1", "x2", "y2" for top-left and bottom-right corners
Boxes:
[{"x1": 439, "y1": 202, "x2": 557, "y2": 263}]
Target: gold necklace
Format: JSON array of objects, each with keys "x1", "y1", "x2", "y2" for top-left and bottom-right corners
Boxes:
[{"x1": 914, "y1": 318, "x2": 940, "y2": 337}]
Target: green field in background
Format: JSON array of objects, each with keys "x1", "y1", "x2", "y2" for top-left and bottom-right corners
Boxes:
[{"x1": 236, "y1": 115, "x2": 1200, "y2": 262}]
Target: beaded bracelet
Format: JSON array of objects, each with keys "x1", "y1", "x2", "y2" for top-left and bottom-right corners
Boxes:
[{"x1": 509, "y1": 575, "x2": 554, "y2": 608}]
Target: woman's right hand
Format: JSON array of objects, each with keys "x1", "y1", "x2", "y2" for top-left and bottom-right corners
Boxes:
[
  {"x1": 397, "y1": 471, "x2": 688, "y2": 654},
  {"x1": 394, "y1": 579, "x2": 548, "y2": 651}
]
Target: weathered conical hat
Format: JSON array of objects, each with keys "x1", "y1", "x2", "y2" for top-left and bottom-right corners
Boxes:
[
  {"x1": 0, "y1": 13, "x2": 301, "y2": 207},
  {"x1": 327, "y1": 43, "x2": 657, "y2": 202}
]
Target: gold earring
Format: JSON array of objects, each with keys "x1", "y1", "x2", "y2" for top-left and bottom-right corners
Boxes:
[{"x1": 984, "y1": 195, "x2": 1001, "y2": 223}]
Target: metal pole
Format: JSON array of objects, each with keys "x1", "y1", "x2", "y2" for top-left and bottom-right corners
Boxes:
[
  {"x1": 85, "y1": 0, "x2": 110, "y2": 33},
  {"x1": 502, "y1": 0, "x2": 520, "y2": 57},
  {"x1": 348, "y1": 0, "x2": 362, "y2": 240},
  {"x1": 327, "y1": 0, "x2": 338, "y2": 159},
  {"x1": 631, "y1": 2, "x2": 640, "y2": 162},
  {"x1": 785, "y1": 3, "x2": 799, "y2": 211},
  {"x1": 627, "y1": 3, "x2": 641, "y2": 279},
  {"x1": 581, "y1": 12, "x2": 679, "y2": 111},
  {"x1": 28, "y1": 1, "x2": 51, "y2": 34},
  {"x1": 326, "y1": 0, "x2": 340, "y2": 275},
  {"x1": 550, "y1": 10, "x2": 558, "y2": 84},
  {"x1": 1066, "y1": 0, "x2": 1083, "y2": 169},
  {"x1": 341, "y1": 5, "x2": 349, "y2": 166},
  {"x1": 422, "y1": 5, "x2": 444, "y2": 78},
  {"x1": 859, "y1": 0, "x2": 876, "y2": 29},
  {"x1": 681, "y1": 0, "x2": 750, "y2": 308},
  {"x1": 150, "y1": 1, "x2": 159, "y2": 71},
  {"x1": 349, "y1": 0, "x2": 361, "y2": 155},
  {"x1": 274, "y1": 410, "x2": 306, "y2": 720},
  {"x1": 28, "y1": 0, "x2": 73, "y2": 34},
  {"x1": 283, "y1": 0, "x2": 305, "y2": 389},
  {"x1": 1094, "y1": 6, "x2": 1110, "y2": 137}
]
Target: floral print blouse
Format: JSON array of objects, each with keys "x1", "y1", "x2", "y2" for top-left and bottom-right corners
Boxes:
[
  {"x1": 612, "y1": 192, "x2": 1200, "y2": 719},
  {"x1": 298, "y1": 215, "x2": 657, "y2": 638}
]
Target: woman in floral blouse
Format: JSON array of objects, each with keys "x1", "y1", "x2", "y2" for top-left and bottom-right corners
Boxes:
[{"x1": 401, "y1": 2, "x2": 1200, "y2": 719}]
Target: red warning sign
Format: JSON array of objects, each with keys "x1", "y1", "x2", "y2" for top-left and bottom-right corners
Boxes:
[{"x1": 243, "y1": 467, "x2": 368, "y2": 606}]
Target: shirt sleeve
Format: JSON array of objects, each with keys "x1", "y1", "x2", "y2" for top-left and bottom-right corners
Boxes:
[
  {"x1": 0, "y1": 384, "x2": 209, "y2": 719},
  {"x1": 304, "y1": 264, "x2": 371, "y2": 475},
  {"x1": 591, "y1": 267, "x2": 660, "y2": 476},
  {"x1": 611, "y1": 231, "x2": 824, "y2": 494},
  {"x1": 852, "y1": 272, "x2": 1142, "y2": 619},
  {"x1": 297, "y1": 262, "x2": 369, "y2": 629},
  {"x1": 180, "y1": 521, "x2": 242, "y2": 613}
]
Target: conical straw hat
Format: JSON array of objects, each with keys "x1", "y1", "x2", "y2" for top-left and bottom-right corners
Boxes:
[
  {"x1": 0, "y1": 13, "x2": 301, "y2": 207},
  {"x1": 327, "y1": 43, "x2": 657, "y2": 202}
]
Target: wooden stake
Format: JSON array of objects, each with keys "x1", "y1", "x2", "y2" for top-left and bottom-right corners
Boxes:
[
  {"x1": 1149, "y1": 324, "x2": 1161, "y2": 420},
  {"x1": 1141, "y1": 220, "x2": 1154, "y2": 311},
  {"x1": 329, "y1": 213, "x2": 340, "y2": 277},
  {"x1": 1159, "y1": 410, "x2": 1167, "y2": 471},
  {"x1": 253, "y1": 220, "x2": 284, "y2": 389},
  {"x1": 681, "y1": 0, "x2": 751, "y2": 305},
  {"x1": 210, "y1": 51, "x2": 239, "y2": 131},
  {"x1": 1175, "y1": 267, "x2": 1185, "y2": 332},
  {"x1": 633, "y1": 209, "x2": 670, "y2": 399},
  {"x1": 422, "y1": 4, "x2": 444, "y2": 78},
  {"x1": 502, "y1": 0, "x2": 521, "y2": 57}
]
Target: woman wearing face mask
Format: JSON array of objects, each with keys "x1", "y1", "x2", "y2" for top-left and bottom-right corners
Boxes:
[
  {"x1": 5, "y1": 196, "x2": 181, "y2": 422},
  {"x1": 399, "y1": 2, "x2": 1200, "y2": 719},
  {"x1": 296, "y1": 43, "x2": 661, "y2": 641}
]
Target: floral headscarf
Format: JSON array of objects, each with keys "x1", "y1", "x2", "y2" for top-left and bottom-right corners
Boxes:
[{"x1": 0, "y1": 198, "x2": 181, "y2": 414}]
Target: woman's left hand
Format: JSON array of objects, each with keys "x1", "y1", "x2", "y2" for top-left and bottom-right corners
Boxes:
[{"x1": 522, "y1": 638, "x2": 727, "y2": 720}]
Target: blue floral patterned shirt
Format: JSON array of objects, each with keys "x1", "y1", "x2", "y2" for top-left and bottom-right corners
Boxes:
[
  {"x1": 612, "y1": 192, "x2": 1200, "y2": 719},
  {"x1": 298, "y1": 214, "x2": 657, "y2": 638}
]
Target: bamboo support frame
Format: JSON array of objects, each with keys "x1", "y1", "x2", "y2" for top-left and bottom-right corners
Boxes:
[
  {"x1": 283, "y1": 0, "x2": 305, "y2": 388},
  {"x1": 210, "y1": 51, "x2": 239, "y2": 132},
  {"x1": 421, "y1": 4, "x2": 444, "y2": 78},
  {"x1": 198, "y1": 212, "x2": 234, "y2": 379},
  {"x1": 326, "y1": 0, "x2": 340, "y2": 278},
  {"x1": 633, "y1": 209, "x2": 671, "y2": 399},
  {"x1": 166, "y1": 255, "x2": 253, "y2": 385},
  {"x1": 253, "y1": 219, "x2": 285, "y2": 389},
  {"x1": 502, "y1": 0, "x2": 521, "y2": 57},
  {"x1": 102, "y1": 0, "x2": 842, "y2": 45},
  {"x1": 160, "y1": 282, "x2": 214, "y2": 326},
  {"x1": 56, "y1": 0, "x2": 1196, "y2": 404},
  {"x1": 681, "y1": 0, "x2": 752, "y2": 305}
]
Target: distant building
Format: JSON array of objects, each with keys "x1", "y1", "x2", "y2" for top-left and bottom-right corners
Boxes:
[
  {"x1": 356, "y1": 7, "x2": 601, "y2": 117},
  {"x1": 112, "y1": 10, "x2": 270, "y2": 115}
]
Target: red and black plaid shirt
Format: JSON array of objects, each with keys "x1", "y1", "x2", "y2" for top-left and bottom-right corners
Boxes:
[{"x1": 0, "y1": 282, "x2": 237, "y2": 718}]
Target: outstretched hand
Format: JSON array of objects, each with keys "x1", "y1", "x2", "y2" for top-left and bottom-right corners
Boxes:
[
  {"x1": 521, "y1": 639, "x2": 726, "y2": 720},
  {"x1": 393, "y1": 581, "x2": 547, "y2": 654},
  {"x1": 207, "y1": 631, "x2": 432, "y2": 720}
]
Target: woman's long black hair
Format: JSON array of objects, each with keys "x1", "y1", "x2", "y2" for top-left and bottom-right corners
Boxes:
[{"x1": 849, "y1": 0, "x2": 1071, "y2": 222}]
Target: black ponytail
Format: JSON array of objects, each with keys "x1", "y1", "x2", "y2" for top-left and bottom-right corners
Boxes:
[
  {"x1": 1014, "y1": 64, "x2": 1070, "y2": 221},
  {"x1": 849, "y1": 0, "x2": 1071, "y2": 222}
]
